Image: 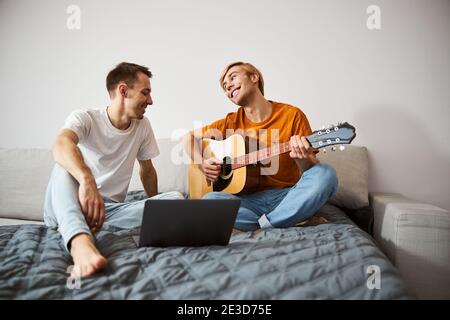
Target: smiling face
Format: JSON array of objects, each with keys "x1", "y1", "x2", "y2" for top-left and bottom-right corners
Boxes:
[
  {"x1": 222, "y1": 65, "x2": 260, "y2": 106},
  {"x1": 122, "y1": 72, "x2": 153, "y2": 120}
]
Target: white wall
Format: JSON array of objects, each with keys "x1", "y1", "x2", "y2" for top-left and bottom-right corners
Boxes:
[{"x1": 1, "y1": 0, "x2": 449, "y2": 210}]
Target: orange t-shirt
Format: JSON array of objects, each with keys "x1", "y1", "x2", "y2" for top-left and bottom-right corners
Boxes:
[{"x1": 201, "y1": 101, "x2": 314, "y2": 192}]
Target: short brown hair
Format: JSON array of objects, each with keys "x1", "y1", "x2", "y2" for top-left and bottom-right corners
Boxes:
[
  {"x1": 219, "y1": 61, "x2": 265, "y2": 95},
  {"x1": 106, "y1": 62, "x2": 152, "y2": 95}
]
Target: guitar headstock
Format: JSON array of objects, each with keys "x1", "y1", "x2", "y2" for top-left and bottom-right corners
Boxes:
[{"x1": 306, "y1": 122, "x2": 356, "y2": 150}]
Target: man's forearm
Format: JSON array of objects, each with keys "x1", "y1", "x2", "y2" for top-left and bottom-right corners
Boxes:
[
  {"x1": 52, "y1": 136, "x2": 95, "y2": 185},
  {"x1": 141, "y1": 170, "x2": 158, "y2": 197},
  {"x1": 183, "y1": 131, "x2": 203, "y2": 167}
]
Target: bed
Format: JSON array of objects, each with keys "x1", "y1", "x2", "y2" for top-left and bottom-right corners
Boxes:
[{"x1": 0, "y1": 197, "x2": 412, "y2": 300}]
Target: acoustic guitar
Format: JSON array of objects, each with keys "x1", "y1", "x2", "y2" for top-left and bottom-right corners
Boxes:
[{"x1": 188, "y1": 122, "x2": 356, "y2": 199}]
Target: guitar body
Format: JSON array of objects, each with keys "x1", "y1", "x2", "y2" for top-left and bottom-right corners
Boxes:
[
  {"x1": 188, "y1": 122, "x2": 356, "y2": 199},
  {"x1": 189, "y1": 134, "x2": 248, "y2": 199}
]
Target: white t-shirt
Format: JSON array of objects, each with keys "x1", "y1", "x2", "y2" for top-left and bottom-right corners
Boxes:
[{"x1": 63, "y1": 107, "x2": 159, "y2": 202}]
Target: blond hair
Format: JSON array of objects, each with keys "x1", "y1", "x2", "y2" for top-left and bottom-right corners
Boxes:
[{"x1": 219, "y1": 61, "x2": 264, "y2": 95}]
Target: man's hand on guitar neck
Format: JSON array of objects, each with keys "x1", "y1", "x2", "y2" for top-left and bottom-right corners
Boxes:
[
  {"x1": 201, "y1": 157, "x2": 223, "y2": 186},
  {"x1": 289, "y1": 135, "x2": 319, "y2": 172}
]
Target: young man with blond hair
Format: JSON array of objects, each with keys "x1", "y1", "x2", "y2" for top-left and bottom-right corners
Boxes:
[
  {"x1": 44, "y1": 62, "x2": 183, "y2": 277},
  {"x1": 185, "y1": 61, "x2": 338, "y2": 231}
]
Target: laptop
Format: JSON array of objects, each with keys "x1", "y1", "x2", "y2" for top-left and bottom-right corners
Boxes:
[{"x1": 134, "y1": 199, "x2": 240, "y2": 247}]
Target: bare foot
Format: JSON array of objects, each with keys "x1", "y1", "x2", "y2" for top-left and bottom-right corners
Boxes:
[
  {"x1": 252, "y1": 228, "x2": 263, "y2": 235},
  {"x1": 231, "y1": 228, "x2": 242, "y2": 235},
  {"x1": 231, "y1": 228, "x2": 263, "y2": 235},
  {"x1": 297, "y1": 215, "x2": 330, "y2": 227},
  {"x1": 69, "y1": 233, "x2": 107, "y2": 277}
]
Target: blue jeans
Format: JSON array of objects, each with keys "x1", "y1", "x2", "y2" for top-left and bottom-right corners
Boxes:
[
  {"x1": 43, "y1": 164, "x2": 184, "y2": 251},
  {"x1": 202, "y1": 163, "x2": 338, "y2": 231}
]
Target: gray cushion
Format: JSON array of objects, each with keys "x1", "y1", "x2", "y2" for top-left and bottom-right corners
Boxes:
[
  {"x1": 0, "y1": 218, "x2": 44, "y2": 226},
  {"x1": 317, "y1": 145, "x2": 369, "y2": 209},
  {"x1": 0, "y1": 143, "x2": 369, "y2": 221},
  {"x1": 0, "y1": 140, "x2": 188, "y2": 222},
  {"x1": 0, "y1": 148, "x2": 54, "y2": 221}
]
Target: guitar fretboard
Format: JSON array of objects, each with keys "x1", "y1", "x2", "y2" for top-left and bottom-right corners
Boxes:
[{"x1": 230, "y1": 141, "x2": 291, "y2": 169}]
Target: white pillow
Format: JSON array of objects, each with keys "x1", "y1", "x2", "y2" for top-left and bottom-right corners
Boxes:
[{"x1": 129, "y1": 138, "x2": 188, "y2": 195}]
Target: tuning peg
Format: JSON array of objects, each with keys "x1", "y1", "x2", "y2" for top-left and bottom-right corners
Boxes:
[
  {"x1": 339, "y1": 145, "x2": 345, "y2": 151},
  {"x1": 331, "y1": 146, "x2": 337, "y2": 151},
  {"x1": 322, "y1": 148, "x2": 327, "y2": 154},
  {"x1": 321, "y1": 125, "x2": 326, "y2": 130}
]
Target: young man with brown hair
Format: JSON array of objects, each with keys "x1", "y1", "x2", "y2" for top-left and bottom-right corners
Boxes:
[
  {"x1": 44, "y1": 62, "x2": 183, "y2": 277},
  {"x1": 184, "y1": 61, "x2": 338, "y2": 231}
]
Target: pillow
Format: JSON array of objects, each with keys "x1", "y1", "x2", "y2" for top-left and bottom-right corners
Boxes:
[
  {"x1": 317, "y1": 145, "x2": 369, "y2": 209},
  {"x1": 0, "y1": 148, "x2": 54, "y2": 221},
  {"x1": 129, "y1": 138, "x2": 188, "y2": 195}
]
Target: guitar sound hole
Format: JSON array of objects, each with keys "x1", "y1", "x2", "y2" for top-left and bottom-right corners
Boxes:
[
  {"x1": 213, "y1": 157, "x2": 233, "y2": 192},
  {"x1": 220, "y1": 156, "x2": 232, "y2": 179}
]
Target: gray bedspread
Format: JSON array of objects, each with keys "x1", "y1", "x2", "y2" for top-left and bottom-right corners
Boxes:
[{"x1": 0, "y1": 203, "x2": 412, "y2": 299}]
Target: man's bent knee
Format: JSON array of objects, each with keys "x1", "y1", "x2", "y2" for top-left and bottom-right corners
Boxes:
[
  {"x1": 322, "y1": 164, "x2": 338, "y2": 195},
  {"x1": 202, "y1": 191, "x2": 235, "y2": 200},
  {"x1": 164, "y1": 191, "x2": 185, "y2": 199},
  {"x1": 312, "y1": 163, "x2": 338, "y2": 195}
]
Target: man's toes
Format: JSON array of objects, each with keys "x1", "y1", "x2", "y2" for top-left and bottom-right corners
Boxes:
[
  {"x1": 84, "y1": 265, "x2": 96, "y2": 276},
  {"x1": 95, "y1": 257, "x2": 108, "y2": 270}
]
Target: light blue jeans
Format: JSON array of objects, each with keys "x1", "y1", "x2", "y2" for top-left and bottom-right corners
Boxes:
[
  {"x1": 43, "y1": 164, "x2": 184, "y2": 251},
  {"x1": 203, "y1": 163, "x2": 338, "y2": 231}
]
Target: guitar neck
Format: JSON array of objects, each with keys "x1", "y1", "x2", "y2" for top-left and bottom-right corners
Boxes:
[
  {"x1": 231, "y1": 141, "x2": 292, "y2": 170},
  {"x1": 227, "y1": 122, "x2": 356, "y2": 169}
]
